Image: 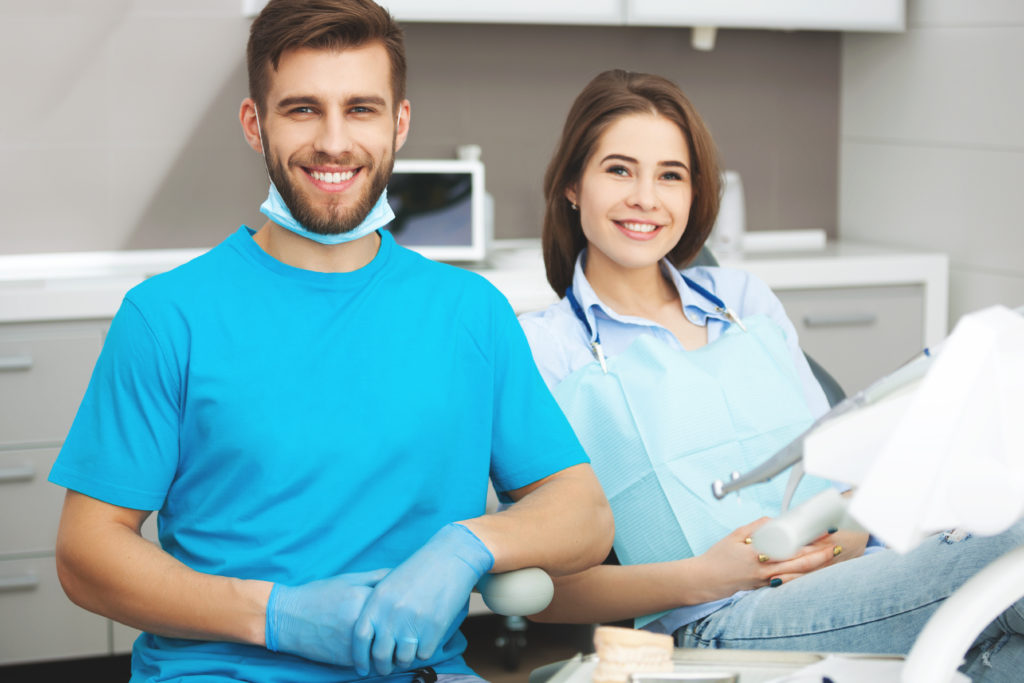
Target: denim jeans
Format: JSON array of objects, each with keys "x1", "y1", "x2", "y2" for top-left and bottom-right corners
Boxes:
[{"x1": 675, "y1": 520, "x2": 1024, "y2": 682}]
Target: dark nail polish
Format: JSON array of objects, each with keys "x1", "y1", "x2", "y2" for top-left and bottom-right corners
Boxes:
[
  {"x1": 827, "y1": 527, "x2": 838, "y2": 534},
  {"x1": 770, "y1": 578, "x2": 782, "y2": 587}
]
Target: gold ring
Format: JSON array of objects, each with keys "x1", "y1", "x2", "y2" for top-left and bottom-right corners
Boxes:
[
  {"x1": 832, "y1": 545, "x2": 843, "y2": 557},
  {"x1": 757, "y1": 553, "x2": 770, "y2": 563},
  {"x1": 743, "y1": 537, "x2": 753, "y2": 545}
]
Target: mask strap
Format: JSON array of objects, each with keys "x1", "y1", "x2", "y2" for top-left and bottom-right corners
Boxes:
[{"x1": 253, "y1": 104, "x2": 265, "y2": 157}]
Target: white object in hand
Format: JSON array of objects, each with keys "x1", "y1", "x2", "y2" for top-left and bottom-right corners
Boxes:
[
  {"x1": 475, "y1": 567, "x2": 554, "y2": 616},
  {"x1": 752, "y1": 488, "x2": 855, "y2": 559}
]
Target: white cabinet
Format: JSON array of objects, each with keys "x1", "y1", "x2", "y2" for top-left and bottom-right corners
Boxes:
[
  {"x1": 627, "y1": 0, "x2": 905, "y2": 32},
  {"x1": 243, "y1": 0, "x2": 905, "y2": 31},
  {"x1": 379, "y1": 0, "x2": 623, "y2": 25},
  {"x1": 242, "y1": 0, "x2": 623, "y2": 23},
  {"x1": 0, "y1": 555, "x2": 110, "y2": 665},
  {"x1": 0, "y1": 321, "x2": 108, "y2": 665},
  {"x1": 776, "y1": 284, "x2": 924, "y2": 395}
]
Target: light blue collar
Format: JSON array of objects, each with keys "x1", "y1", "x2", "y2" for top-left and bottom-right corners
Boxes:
[{"x1": 568, "y1": 249, "x2": 735, "y2": 344}]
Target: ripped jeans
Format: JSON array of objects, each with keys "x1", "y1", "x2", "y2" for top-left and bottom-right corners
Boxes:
[{"x1": 675, "y1": 520, "x2": 1024, "y2": 682}]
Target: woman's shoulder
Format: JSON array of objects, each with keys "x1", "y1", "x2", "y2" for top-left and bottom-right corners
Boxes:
[
  {"x1": 518, "y1": 298, "x2": 585, "y2": 391},
  {"x1": 679, "y1": 264, "x2": 780, "y2": 318},
  {"x1": 518, "y1": 297, "x2": 579, "y2": 345}
]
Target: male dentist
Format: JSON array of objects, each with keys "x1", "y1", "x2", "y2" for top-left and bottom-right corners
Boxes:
[{"x1": 49, "y1": 1, "x2": 613, "y2": 681}]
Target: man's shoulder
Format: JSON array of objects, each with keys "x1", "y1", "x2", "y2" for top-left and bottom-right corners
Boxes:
[
  {"x1": 123, "y1": 232, "x2": 244, "y2": 310},
  {"x1": 392, "y1": 244, "x2": 508, "y2": 306}
]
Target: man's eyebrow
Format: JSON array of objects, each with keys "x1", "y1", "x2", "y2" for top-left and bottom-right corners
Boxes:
[
  {"x1": 600, "y1": 153, "x2": 690, "y2": 170},
  {"x1": 347, "y1": 95, "x2": 387, "y2": 108},
  {"x1": 274, "y1": 95, "x2": 388, "y2": 109},
  {"x1": 276, "y1": 95, "x2": 322, "y2": 109}
]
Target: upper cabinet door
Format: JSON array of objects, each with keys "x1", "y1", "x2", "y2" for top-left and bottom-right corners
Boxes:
[
  {"x1": 626, "y1": 0, "x2": 905, "y2": 32},
  {"x1": 380, "y1": 0, "x2": 623, "y2": 24},
  {"x1": 243, "y1": 0, "x2": 625, "y2": 25}
]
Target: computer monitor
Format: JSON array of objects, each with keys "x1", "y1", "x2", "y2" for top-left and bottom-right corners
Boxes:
[{"x1": 386, "y1": 159, "x2": 487, "y2": 263}]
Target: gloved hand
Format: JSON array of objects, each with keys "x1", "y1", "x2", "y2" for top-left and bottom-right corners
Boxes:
[
  {"x1": 265, "y1": 569, "x2": 389, "y2": 666},
  {"x1": 352, "y1": 523, "x2": 494, "y2": 676}
]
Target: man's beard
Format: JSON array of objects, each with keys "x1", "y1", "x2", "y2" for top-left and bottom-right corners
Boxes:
[{"x1": 265, "y1": 149, "x2": 393, "y2": 236}]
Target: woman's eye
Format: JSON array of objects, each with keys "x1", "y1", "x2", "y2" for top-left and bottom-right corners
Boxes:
[
  {"x1": 606, "y1": 165, "x2": 629, "y2": 177},
  {"x1": 661, "y1": 171, "x2": 683, "y2": 181}
]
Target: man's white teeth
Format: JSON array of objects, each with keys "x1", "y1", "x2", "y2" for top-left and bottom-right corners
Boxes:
[
  {"x1": 310, "y1": 170, "x2": 355, "y2": 184},
  {"x1": 621, "y1": 222, "x2": 658, "y2": 233}
]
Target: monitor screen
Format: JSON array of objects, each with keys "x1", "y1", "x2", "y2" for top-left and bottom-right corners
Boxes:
[{"x1": 386, "y1": 159, "x2": 486, "y2": 262}]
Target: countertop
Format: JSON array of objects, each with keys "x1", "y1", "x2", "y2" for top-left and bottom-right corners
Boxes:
[{"x1": 0, "y1": 238, "x2": 949, "y2": 344}]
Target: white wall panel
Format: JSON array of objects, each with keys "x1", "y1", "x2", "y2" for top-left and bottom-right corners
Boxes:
[
  {"x1": 908, "y1": 0, "x2": 1024, "y2": 26},
  {"x1": 842, "y1": 27, "x2": 1024, "y2": 148},
  {"x1": 839, "y1": 141, "x2": 1024, "y2": 275},
  {"x1": 948, "y1": 267, "x2": 1024, "y2": 325}
]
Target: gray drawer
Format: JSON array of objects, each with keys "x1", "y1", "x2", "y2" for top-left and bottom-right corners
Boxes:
[
  {"x1": 777, "y1": 284, "x2": 924, "y2": 395},
  {"x1": 0, "y1": 448, "x2": 64, "y2": 555},
  {"x1": 0, "y1": 322, "x2": 105, "y2": 447},
  {"x1": 0, "y1": 554, "x2": 110, "y2": 664}
]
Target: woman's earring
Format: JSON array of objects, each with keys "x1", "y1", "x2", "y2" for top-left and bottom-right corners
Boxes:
[{"x1": 570, "y1": 202, "x2": 578, "y2": 211}]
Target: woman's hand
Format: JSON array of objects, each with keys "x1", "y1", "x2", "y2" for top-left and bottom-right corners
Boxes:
[
  {"x1": 768, "y1": 529, "x2": 869, "y2": 585},
  {"x1": 690, "y1": 518, "x2": 864, "y2": 601}
]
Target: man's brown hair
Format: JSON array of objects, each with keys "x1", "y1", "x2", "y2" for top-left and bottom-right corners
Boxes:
[{"x1": 247, "y1": 0, "x2": 406, "y2": 113}]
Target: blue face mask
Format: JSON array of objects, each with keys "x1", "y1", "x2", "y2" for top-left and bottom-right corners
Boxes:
[{"x1": 259, "y1": 181, "x2": 395, "y2": 246}]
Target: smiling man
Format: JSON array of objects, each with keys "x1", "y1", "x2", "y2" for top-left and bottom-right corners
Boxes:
[{"x1": 47, "y1": 2, "x2": 613, "y2": 682}]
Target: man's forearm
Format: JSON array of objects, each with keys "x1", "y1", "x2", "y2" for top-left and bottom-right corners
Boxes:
[
  {"x1": 459, "y1": 463, "x2": 613, "y2": 576},
  {"x1": 55, "y1": 490, "x2": 272, "y2": 646}
]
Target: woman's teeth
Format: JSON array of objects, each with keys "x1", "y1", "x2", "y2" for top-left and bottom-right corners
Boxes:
[
  {"x1": 620, "y1": 221, "x2": 658, "y2": 233},
  {"x1": 310, "y1": 169, "x2": 355, "y2": 184}
]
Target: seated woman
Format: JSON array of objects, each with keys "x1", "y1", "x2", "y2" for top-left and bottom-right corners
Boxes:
[{"x1": 519, "y1": 69, "x2": 1024, "y2": 681}]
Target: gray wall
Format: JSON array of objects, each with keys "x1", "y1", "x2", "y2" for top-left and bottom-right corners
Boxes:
[
  {"x1": 0, "y1": 1, "x2": 840, "y2": 255},
  {"x1": 839, "y1": 0, "x2": 1024, "y2": 326}
]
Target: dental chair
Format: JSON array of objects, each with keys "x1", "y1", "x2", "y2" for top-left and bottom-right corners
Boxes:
[{"x1": 526, "y1": 245, "x2": 847, "y2": 683}]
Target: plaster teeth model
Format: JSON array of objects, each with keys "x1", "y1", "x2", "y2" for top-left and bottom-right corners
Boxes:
[{"x1": 592, "y1": 625, "x2": 674, "y2": 683}]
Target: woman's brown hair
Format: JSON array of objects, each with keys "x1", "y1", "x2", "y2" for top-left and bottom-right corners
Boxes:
[
  {"x1": 247, "y1": 0, "x2": 406, "y2": 114},
  {"x1": 542, "y1": 70, "x2": 721, "y2": 296}
]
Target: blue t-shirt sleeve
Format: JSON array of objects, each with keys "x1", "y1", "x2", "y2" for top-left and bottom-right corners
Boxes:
[
  {"x1": 487, "y1": 293, "x2": 589, "y2": 497},
  {"x1": 49, "y1": 297, "x2": 180, "y2": 510}
]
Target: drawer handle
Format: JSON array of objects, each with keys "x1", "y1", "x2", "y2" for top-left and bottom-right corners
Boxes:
[
  {"x1": 0, "y1": 573, "x2": 39, "y2": 593},
  {"x1": 0, "y1": 464, "x2": 35, "y2": 483},
  {"x1": 803, "y1": 313, "x2": 878, "y2": 328},
  {"x1": 0, "y1": 354, "x2": 33, "y2": 371}
]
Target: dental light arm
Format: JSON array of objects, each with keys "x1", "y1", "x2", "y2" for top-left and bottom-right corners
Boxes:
[{"x1": 711, "y1": 345, "x2": 941, "y2": 503}]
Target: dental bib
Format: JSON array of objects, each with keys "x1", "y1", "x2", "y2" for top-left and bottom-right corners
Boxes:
[
  {"x1": 552, "y1": 314, "x2": 833, "y2": 626},
  {"x1": 259, "y1": 181, "x2": 395, "y2": 245}
]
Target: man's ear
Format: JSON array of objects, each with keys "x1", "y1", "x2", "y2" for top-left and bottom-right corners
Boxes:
[
  {"x1": 394, "y1": 100, "x2": 411, "y2": 152},
  {"x1": 239, "y1": 97, "x2": 264, "y2": 155}
]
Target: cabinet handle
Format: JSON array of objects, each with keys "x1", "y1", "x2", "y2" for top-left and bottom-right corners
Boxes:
[
  {"x1": 0, "y1": 354, "x2": 33, "y2": 371},
  {"x1": 0, "y1": 464, "x2": 35, "y2": 483},
  {"x1": 0, "y1": 573, "x2": 39, "y2": 593},
  {"x1": 803, "y1": 313, "x2": 877, "y2": 328}
]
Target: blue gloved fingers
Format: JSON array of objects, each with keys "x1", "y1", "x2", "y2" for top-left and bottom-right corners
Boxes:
[
  {"x1": 267, "y1": 574, "x2": 382, "y2": 668},
  {"x1": 344, "y1": 568, "x2": 390, "y2": 587},
  {"x1": 394, "y1": 636, "x2": 419, "y2": 670},
  {"x1": 371, "y1": 627, "x2": 398, "y2": 676},
  {"x1": 355, "y1": 523, "x2": 494, "y2": 671}
]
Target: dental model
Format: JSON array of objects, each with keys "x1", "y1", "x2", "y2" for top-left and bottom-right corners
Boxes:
[{"x1": 592, "y1": 625, "x2": 674, "y2": 683}]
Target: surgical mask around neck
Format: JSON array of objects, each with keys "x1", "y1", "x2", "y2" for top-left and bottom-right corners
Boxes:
[{"x1": 259, "y1": 181, "x2": 395, "y2": 245}]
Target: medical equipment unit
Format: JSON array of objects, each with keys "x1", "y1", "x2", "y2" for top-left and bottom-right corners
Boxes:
[
  {"x1": 712, "y1": 304, "x2": 1024, "y2": 683},
  {"x1": 385, "y1": 158, "x2": 488, "y2": 262}
]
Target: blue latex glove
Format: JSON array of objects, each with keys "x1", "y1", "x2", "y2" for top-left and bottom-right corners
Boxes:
[
  {"x1": 353, "y1": 523, "x2": 494, "y2": 676},
  {"x1": 265, "y1": 569, "x2": 388, "y2": 666}
]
